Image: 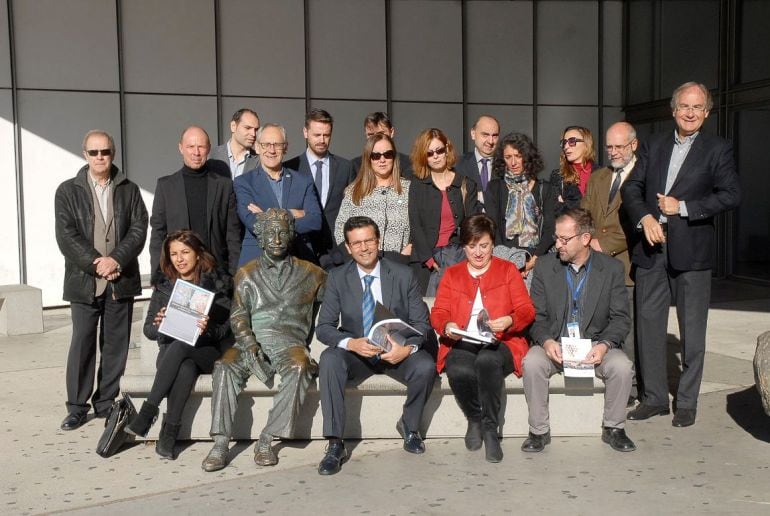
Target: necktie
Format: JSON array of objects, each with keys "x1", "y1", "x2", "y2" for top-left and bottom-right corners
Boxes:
[
  {"x1": 608, "y1": 168, "x2": 623, "y2": 205},
  {"x1": 362, "y1": 275, "x2": 375, "y2": 336},
  {"x1": 480, "y1": 158, "x2": 489, "y2": 191},
  {"x1": 314, "y1": 160, "x2": 324, "y2": 205}
]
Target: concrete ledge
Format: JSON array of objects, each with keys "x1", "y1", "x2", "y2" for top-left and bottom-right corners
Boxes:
[{"x1": 0, "y1": 284, "x2": 44, "y2": 336}]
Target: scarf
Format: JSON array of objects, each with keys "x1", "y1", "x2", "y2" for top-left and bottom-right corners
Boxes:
[{"x1": 504, "y1": 174, "x2": 541, "y2": 248}]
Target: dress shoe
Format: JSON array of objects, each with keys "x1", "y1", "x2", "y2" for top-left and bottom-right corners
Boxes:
[
  {"x1": 201, "y1": 443, "x2": 229, "y2": 472},
  {"x1": 464, "y1": 420, "x2": 483, "y2": 451},
  {"x1": 254, "y1": 436, "x2": 278, "y2": 466},
  {"x1": 601, "y1": 427, "x2": 636, "y2": 452},
  {"x1": 483, "y1": 430, "x2": 503, "y2": 463},
  {"x1": 521, "y1": 431, "x2": 550, "y2": 453},
  {"x1": 397, "y1": 418, "x2": 426, "y2": 454},
  {"x1": 627, "y1": 403, "x2": 669, "y2": 420},
  {"x1": 60, "y1": 411, "x2": 87, "y2": 431},
  {"x1": 318, "y1": 440, "x2": 348, "y2": 475},
  {"x1": 672, "y1": 408, "x2": 696, "y2": 427}
]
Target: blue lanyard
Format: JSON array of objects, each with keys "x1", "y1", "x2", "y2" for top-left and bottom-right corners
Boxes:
[{"x1": 565, "y1": 260, "x2": 591, "y2": 315}]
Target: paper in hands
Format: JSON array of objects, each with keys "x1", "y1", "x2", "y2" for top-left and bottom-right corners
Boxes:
[{"x1": 158, "y1": 279, "x2": 215, "y2": 346}]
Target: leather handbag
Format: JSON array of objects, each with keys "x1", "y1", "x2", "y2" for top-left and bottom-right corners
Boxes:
[{"x1": 95, "y1": 394, "x2": 137, "y2": 458}]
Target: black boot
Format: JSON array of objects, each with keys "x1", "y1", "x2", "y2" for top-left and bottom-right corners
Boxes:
[
  {"x1": 125, "y1": 401, "x2": 159, "y2": 437},
  {"x1": 483, "y1": 430, "x2": 503, "y2": 463},
  {"x1": 155, "y1": 415, "x2": 181, "y2": 460},
  {"x1": 464, "y1": 419, "x2": 483, "y2": 451}
]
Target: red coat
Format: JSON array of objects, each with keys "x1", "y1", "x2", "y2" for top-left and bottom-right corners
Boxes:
[{"x1": 430, "y1": 257, "x2": 535, "y2": 376}]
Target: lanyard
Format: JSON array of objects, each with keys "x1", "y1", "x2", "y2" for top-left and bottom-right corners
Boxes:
[{"x1": 565, "y1": 260, "x2": 591, "y2": 317}]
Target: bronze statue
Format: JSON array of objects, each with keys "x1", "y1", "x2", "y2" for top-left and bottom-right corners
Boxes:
[{"x1": 202, "y1": 208, "x2": 326, "y2": 471}]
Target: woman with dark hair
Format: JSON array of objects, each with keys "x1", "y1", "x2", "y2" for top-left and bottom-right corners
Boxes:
[
  {"x1": 485, "y1": 132, "x2": 555, "y2": 279},
  {"x1": 430, "y1": 214, "x2": 534, "y2": 462},
  {"x1": 408, "y1": 128, "x2": 481, "y2": 295},
  {"x1": 126, "y1": 230, "x2": 233, "y2": 459},
  {"x1": 551, "y1": 125, "x2": 597, "y2": 211},
  {"x1": 333, "y1": 133, "x2": 411, "y2": 262}
]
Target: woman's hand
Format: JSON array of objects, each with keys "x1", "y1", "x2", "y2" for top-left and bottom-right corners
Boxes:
[
  {"x1": 487, "y1": 315, "x2": 513, "y2": 333},
  {"x1": 400, "y1": 243, "x2": 413, "y2": 256},
  {"x1": 153, "y1": 307, "x2": 167, "y2": 326},
  {"x1": 522, "y1": 255, "x2": 537, "y2": 277},
  {"x1": 196, "y1": 314, "x2": 210, "y2": 333},
  {"x1": 444, "y1": 322, "x2": 460, "y2": 340}
]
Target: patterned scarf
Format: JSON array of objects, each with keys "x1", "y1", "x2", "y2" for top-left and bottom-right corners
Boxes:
[{"x1": 504, "y1": 175, "x2": 541, "y2": 248}]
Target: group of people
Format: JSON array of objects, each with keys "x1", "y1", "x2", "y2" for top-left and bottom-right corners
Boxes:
[{"x1": 55, "y1": 80, "x2": 740, "y2": 472}]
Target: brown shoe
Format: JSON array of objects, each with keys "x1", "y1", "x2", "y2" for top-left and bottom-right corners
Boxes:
[
  {"x1": 201, "y1": 443, "x2": 228, "y2": 472},
  {"x1": 254, "y1": 438, "x2": 278, "y2": 466}
]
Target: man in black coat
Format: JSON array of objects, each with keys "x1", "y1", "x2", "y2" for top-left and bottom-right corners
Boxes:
[
  {"x1": 55, "y1": 130, "x2": 148, "y2": 430},
  {"x1": 454, "y1": 115, "x2": 500, "y2": 203}
]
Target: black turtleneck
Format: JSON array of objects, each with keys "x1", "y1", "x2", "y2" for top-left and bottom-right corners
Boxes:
[{"x1": 181, "y1": 165, "x2": 209, "y2": 246}]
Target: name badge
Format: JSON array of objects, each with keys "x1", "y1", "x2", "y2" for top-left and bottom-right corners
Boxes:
[{"x1": 567, "y1": 321, "x2": 581, "y2": 339}]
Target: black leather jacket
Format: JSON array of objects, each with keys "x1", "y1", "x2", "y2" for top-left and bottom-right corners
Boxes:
[{"x1": 54, "y1": 165, "x2": 148, "y2": 303}]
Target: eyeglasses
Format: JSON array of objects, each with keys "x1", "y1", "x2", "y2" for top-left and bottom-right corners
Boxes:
[
  {"x1": 560, "y1": 138, "x2": 585, "y2": 148},
  {"x1": 553, "y1": 233, "x2": 582, "y2": 245},
  {"x1": 605, "y1": 141, "x2": 634, "y2": 153},
  {"x1": 676, "y1": 104, "x2": 706, "y2": 113},
  {"x1": 426, "y1": 147, "x2": 447, "y2": 158},
  {"x1": 348, "y1": 237, "x2": 378, "y2": 250},
  {"x1": 257, "y1": 142, "x2": 287, "y2": 151},
  {"x1": 370, "y1": 150, "x2": 396, "y2": 161},
  {"x1": 86, "y1": 149, "x2": 112, "y2": 157}
]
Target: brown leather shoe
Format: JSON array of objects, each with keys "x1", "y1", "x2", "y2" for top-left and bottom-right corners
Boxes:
[
  {"x1": 254, "y1": 438, "x2": 278, "y2": 466},
  {"x1": 201, "y1": 444, "x2": 228, "y2": 472}
]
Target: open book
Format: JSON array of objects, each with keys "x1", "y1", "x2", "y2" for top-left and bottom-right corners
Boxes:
[
  {"x1": 367, "y1": 303, "x2": 423, "y2": 353},
  {"x1": 158, "y1": 279, "x2": 215, "y2": 346}
]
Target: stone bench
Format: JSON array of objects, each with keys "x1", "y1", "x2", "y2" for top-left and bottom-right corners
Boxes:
[{"x1": 0, "y1": 284, "x2": 44, "y2": 336}]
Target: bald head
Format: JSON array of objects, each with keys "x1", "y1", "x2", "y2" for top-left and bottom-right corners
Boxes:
[
  {"x1": 605, "y1": 121, "x2": 637, "y2": 170},
  {"x1": 179, "y1": 126, "x2": 211, "y2": 170},
  {"x1": 471, "y1": 115, "x2": 500, "y2": 157}
]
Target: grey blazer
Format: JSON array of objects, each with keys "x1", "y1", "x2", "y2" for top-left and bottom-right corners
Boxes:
[
  {"x1": 529, "y1": 251, "x2": 630, "y2": 348},
  {"x1": 208, "y1": 142, "x2": 260, "y2": 179},
  {"x1": 316, "y1": 258, "x2": 431, "y2": 349}
]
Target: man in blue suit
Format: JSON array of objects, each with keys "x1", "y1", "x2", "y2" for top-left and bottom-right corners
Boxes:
[{"x1": 233, "y1": 123, "x2": 322, "y2": 265}]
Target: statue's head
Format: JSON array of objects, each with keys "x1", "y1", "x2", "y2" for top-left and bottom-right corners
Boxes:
[{"x1": 253, "y1": 208, "x2": 295, "y2": 260}]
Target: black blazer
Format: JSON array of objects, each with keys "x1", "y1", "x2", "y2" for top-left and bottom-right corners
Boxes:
[
  {"x1": 620, "y1": 130, "x2": 741, "y2": 271},
  {"x1": 149, "y1": 166, "x2": 242, "y2": 278},
  {"x1": 284, "y1": 152, "x2": 356, "y2": 256},
  {"x1": 454, "y1": 151, "x2": 485, "y2": 192}
]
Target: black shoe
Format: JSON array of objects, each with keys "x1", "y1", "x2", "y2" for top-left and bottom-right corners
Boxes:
[
  {"x1": 483, "y1": 430, "x2": 503, "y2": 463},
  {"x1": 155, "y1": 415, "x2": 181, "y2": 460},
  {"x1": 125, "y1": 401, "x2": 159, "y2": 437},
  {"x1": 396, "y1": 418, "x2": 425, "y2": 455},
  {"x1": 60, "y1": 411, "x2": 87, "y2": 431},
  {"x1": 601, "y1": 427, "x2": 636, "y2": 452},
  {"x1": 627, "y1": 403, "x2": 669, "y2": 420},
  {"x1": 318, "y1": 440, "x2": 348, "y2": 475},
  {"x1": 521, "y1": 431, "x2": 550, "y2": 453},
  {"x1": 464, "y1": 420, "x2": 483, "y2": 451},
  {"x1": 672, "y1": 408, "x2": 696, "y2": 427}
]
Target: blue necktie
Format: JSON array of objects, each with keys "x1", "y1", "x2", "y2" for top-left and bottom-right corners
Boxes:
[{"x1": 362, "y1": 275, "x2": 375, "y2": 336}]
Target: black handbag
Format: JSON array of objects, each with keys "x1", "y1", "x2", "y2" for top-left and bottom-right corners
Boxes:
[{"x1": 95, "y1": 394, "x2": 137, "y2": 458}]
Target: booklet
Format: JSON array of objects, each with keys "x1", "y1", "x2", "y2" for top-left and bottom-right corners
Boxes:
[
  {"x1": 449, "y1": 327, "x2": 496, "y2": 345},
  {"x1": 158, "y1": 279, "x2": 215, "y2": 346},
  {"x1": 561, "y1": 337, "x2": 595, "y2": 378},
  {"x1": 367, "y1": 303, "x2": 423, "y2": 353}
]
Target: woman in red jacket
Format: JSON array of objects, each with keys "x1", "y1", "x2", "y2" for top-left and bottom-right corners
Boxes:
[{"x1": 430, "y1": 214, "x2": 535, "y2": 462}]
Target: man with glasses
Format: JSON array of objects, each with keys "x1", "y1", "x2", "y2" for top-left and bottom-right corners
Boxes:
[
  {"x1": 455, "y1": 115, "x2": 501, "y2": 201},
  {"x1": 315, "y1": 216, "x2": 436, "y2": 475},
  {"x1": 233, "y1": 123, "x2": 322, "y2": 265},
  {"x1": 521, "y1": 208, "x2": 635, "y2": 453},
  {"x1": 622, "y1": 81, "x2": 741, "y2": 427},
  {"x1": 208, "y1": 108, "x2": 260, "y2": 179},
  {"x1": 350, "y1": 111, "x2": 413, "y2": 179},
  {"x1": 284, "y1": 109, "x2": 356, "y2": 264},
  {"x1": 55, "y1": 130, "x2": 148, "y2": 430},
  {"x1": 150, "y1": 126, "x2": 242, "y2": 279},
  {"x1": 581, "y1": 121, "x2": 639, "y2": 405}
]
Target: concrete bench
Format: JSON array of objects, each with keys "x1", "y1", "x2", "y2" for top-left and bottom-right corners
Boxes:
[{"x1": 0, "y1": 284, "x2": 44, "y2": 336}]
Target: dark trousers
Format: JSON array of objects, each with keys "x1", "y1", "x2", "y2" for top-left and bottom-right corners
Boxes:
[
  {"x1": 444, "y1": 343, "x2": 514, "y2": 432},
  {"x1": 635, "y1": 244, "x2": 711, "y2": 410},
  {"x1": 66, "y1": 284, "x2": 133, "y2": 415},
  {"x1": 319, "y1": 346, "x2": 436, "y2": 438},
  {"x1": 148, "y1": 341, "x2": 220, "y2": 424}
]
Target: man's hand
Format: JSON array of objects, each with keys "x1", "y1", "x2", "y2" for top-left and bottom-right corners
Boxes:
[
  {"x1": 543, "y1": 339, "x2": 563, "y2": 364},
  {"x1": 347, "y1": 337, "x2": 381, "y2": 358},
  {"x1": 93, "y1": 256, "x2": 120, "y2": 278},
  {"x1": 289, "y1": 208, "x2": 305, "y2": 219},
  {"x1": 640, "y1": 214, "x2": 666, "y2": 246},
  {"x1": 582, "y1": 343, "x2": 609, "y2": 365},
  {"x1": 247, "y1": 203, "x2": 263, "y2": 214},
  {"x1": 380, "y1": 336, "x2": 412, "y2": 365},
  {"x1": 487, "y1": 315, "x2": 513, "y2": 333},
  {"x1": 656, "y1": 193, "x2": 680, "y2": 216},
  {"x1": 589, "y1": 239, "x2": 603, "y2": 252}
]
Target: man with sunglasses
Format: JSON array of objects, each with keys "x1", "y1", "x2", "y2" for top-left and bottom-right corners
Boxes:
[
  {"x1": 208, "y1": 108, "x2": 260, "y2": 180},
  {"x1": 455, "y1": 115, "x2": 501, "y2": 202},
  {"x1": 522, "y1": 208, "x2": 635, "y2": 453},
  {"x1": 55, "y1": 130, "x2": 148, "y2": 430},
  {"x1": 622, "y1": 82, "x2": 741, "y2": 428}
]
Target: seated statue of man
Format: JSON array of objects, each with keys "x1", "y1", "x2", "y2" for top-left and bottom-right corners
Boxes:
[{"x1": 202, "y1": 208, "x2": 327, "y2": 472}]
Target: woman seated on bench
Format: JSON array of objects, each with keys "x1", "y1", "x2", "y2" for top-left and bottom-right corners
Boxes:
[{"x1": 126, "y1": 230, "x2": 233, "y2": 459}]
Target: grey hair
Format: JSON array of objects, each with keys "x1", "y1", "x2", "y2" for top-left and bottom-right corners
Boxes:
[
  {"x1": 82, "y1": 130, "x2": 116, "y2": 154},
  {"x1": 670, "y1": 82, "x2": 713, "y2": 111},
  {"x1": 256, "y1": 123, "x2": 287, "y2": 143}
]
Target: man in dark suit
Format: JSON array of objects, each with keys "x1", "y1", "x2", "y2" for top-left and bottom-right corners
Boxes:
[
  {"x1": 208, "y1": 108, "x2": 260, "y2": 179},
  {"x1": 315, "y1": 216, "x2": 436, "y2": 475},
  {"x1": 233, "y1": 123, "x2": 322, "y2": 265},
  {"x1": 622, "y1": 81, "x2": 741, "y2": 427},
  {"x1": 522, "y1": 208, "x2": 635, "y2": 453},
  {"x1": 454, "y1": 115, "x2": 500, "y2": 203},
  {"x1": 350, "y1": 112, "x2": 413, "y2": 179},
  {"x1": 284, "y1": 109, "x2": 356, "y2": 263},
  {"x1": 149, "y1": 126, "x2": 242, "y2": 279}
]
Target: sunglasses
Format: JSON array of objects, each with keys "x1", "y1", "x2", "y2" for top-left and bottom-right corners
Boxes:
[
  {"x1": 370, "y1": 150, "x2": 396, "y2": 161},
  {"x1": 426, "y1": 147, "x2": 447, "y2": 158},
  {"x1": 86, "y1": 149, "x2": 112, "y2": 157},
  {"x1": 559, "y1": 138, "x2": 585, "y2": 148}
]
